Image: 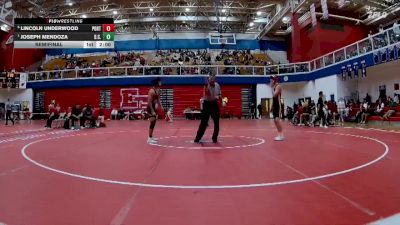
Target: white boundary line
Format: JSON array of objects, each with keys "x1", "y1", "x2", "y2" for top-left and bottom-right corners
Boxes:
[
  {"x1": 368, "y1": 213, "x2": 400, "y2": 225},
  {"x1": 148, "y1": 135, "x2": 265, "y2": 150},
  {"x1": 20, "y1": 131, "x2": 389, "y2": 189}
]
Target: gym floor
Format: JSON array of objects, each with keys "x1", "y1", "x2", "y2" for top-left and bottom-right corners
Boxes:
[{"x1": 0, "y1": 119, "x2": 399, "y2": 225}]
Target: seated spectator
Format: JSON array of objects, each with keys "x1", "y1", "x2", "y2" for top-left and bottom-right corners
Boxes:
[
  {"x1": 45, "y1": 104, "x2": 60, "y2": 128},
  {"x1": 63, "y1": 107, "x2": 72, "y2": 129},
  {"x1": 94, "y1": 108, "x2": 106, "y2": 127},
  {"x1": 165, "y1": 108, "x2": 173, "y2": 123},
  {"x1": 71, "y1": 104, "x2": 81, "y2": 129},
  {"x1": 374, "y1": 98, "x2": 385, "y2": 116},
  {"x1": 117, "y1": 107, "x2": 125, "y2": 120},
  {"x1": 298, "y1": 101, "x2": 310, "y2": 126},
  {"x1": 360, "y1": 100, "x2": 370, "y2": 124},
  {"x1": 382, "y1": 98, "x2": 398, "y2": 120},
  {"x1": 80, "y1": 104, "x2": 96, "y2": 128},
  {"x1": 23, "y1": 106, "x2": 31, "y2": 121},
  {"x1": 110, "y1": 108, "x2": 118, "y2": 120}
]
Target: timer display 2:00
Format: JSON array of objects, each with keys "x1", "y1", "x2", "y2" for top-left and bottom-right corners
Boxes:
[{"x1": 98, "y1": 42, "x2": 112, "y2": 47}]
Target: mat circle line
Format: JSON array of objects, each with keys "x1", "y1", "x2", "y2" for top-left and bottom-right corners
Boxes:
[
  {"x1": 20, "y1": 131, "x2": 389, "y2": 189},
  {"x1": 148, "y1": 135, "x2": 265, "y2": 150}
]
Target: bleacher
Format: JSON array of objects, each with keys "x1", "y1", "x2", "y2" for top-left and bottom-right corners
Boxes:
[{"x1": 369, "y1": 106, "x2": 400, "y2": 122}]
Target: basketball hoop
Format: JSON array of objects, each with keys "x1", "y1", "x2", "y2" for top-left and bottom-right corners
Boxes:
[{"x1": 220, "y1": 38, "x2": 227, "y2": 49}]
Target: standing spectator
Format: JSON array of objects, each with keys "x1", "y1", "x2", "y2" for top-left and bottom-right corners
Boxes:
[
  {"x1": 5, "y1": 99, "x2": 14, "y2": 125},
  {"x1": 337, "y1": 98, "x2": 346, "y2": 126},
  {"x1": 365, "y1": 93, "x2": 372, "y2": 105},
  {"x1": 250, "y1": 103, "x2": 256, "y2": 119},
  {"x1": 359, "y1": 100, "x2": 370, "y2": 124},
  {"x1": 257, "y1": 103, "x2": 263, "y2": 119},
  {"x1": 318, "y1": 91, "x2": 328, "y2": 128}
]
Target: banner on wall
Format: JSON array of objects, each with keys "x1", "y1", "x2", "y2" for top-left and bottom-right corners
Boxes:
[
  {"x1": 321, "y1": 0, "x2": 329, "y2": 20},
  {"x1": 120, "y1": 88, "x2": 148, "y2": 110},
  {"x1": 338, "y1": 0, "x2": 346, "y2": 8},
  {"x1": 389, "y1": 46, "x2": 395, "y2": 61},
  {"x1": 19, "y1": 73, "x2": 27, "y2": 89},
  {"x1": 353, "y1": 62, "x2": 359, "y2": 78},
  {"x1": 341, "y1": 66, "x2": 346, "y2": 80},
  {"x1": 347, "y1": 64, "x2": 353, "y2": 79},
  {"x1": 310, "y1": 4, "x2": 317, "y2": 27},
  {"x1": 361, "y1": 60, "x2": 367, "y2": 78}
]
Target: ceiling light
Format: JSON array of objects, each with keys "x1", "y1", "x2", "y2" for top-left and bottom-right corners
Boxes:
[
  {"x1": 113, "y1": 10, "x2": 118, "y2": 15},
  {"x1": 249, "y1": 22, "x2": 254, "y2": 27},
  {"x1": 185, "y1": 7, "x2": 190, "y2": 12},
  {"x1": 67, "y1": 2, "x2": 73, "y2": 6},
  {"x1": 282, "y1": 16, "x2": 290, "y2": 23},
  {"x1": 0, "y1": 24, "x2": 10, "y2": 32},
  {"x1": 4, "y1": 1, "x2": 12, "y2": 8},
  {"x1": 256, "y1": 11, "x2": 262, "y2": 16},
  {"x1": 149, "y1": 8, "x2": 154, "y2": 12},
  {"x1": 221, "y1": 9, "x2": 226, "y2": 13},
  {"x1": 82, "y1": 14, "x2": 87, "y2": 18}
]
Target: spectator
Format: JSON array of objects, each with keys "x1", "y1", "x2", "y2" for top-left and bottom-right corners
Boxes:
[
  {"x1": 81, "y1": 105, "x2": 96, "y2": 128},
  {"x1": 110, "y1": 108, "x2": 118, "y2": 120},
  {"x1": 374, "y1": 98, "x2": 385, "y2": 116},
  {"x1": 359, "y1": 100, "x2": 370, "y2": 124},
  {"x1": 382, "y1": 98, "x2": 397, "y2": 121},
  {"x1": 250, "y1": 103, "x2": 256, "y2": 119},
  {"x1": 117, "y1": 107, "x2": 125, "y2": 120},
  {"x1": 165, "y1": 108, "x2": 173, "y2": 123},
  {"x1": 257, "y1": 103, "x2": 263, "y2": 119},
  {"x1": 63, "y1": 107, "x2": 72, "y2": 129},
  {"x1": 337, "y1": 98, "x2": 346, "y2": 126},
  {"x1": 5, "y1": 99, "x2": 14, "y2": 125},
  {"x1": 93, "y1": 108, "x2": 105, "y2": 127},
  {"x1": 71, "y1": 104, "x2": 81, "y2": 129},
  {"x1": 299, "y1": 101, "x2": 310, "y2": 126},
  {"x1": 394, "y1": 94, "x2": 399, "y2": 104},
  {"x1": 45, "y1": 104, "x2": 60, "y2": 128},
  {"x1": 318, "y1": 91, "x2": 328, "y2": 128},
  {"x1": 365, "y1": 93, "x2": 372, "y2": 105}
]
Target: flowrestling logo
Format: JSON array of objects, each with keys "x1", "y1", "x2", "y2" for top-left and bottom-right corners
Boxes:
[{"x1": 120, "y1": 88, "x2": 148, "y2": 110}]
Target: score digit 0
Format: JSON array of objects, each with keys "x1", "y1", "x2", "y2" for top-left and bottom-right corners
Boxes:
[{"x1": 102, "y1": 24, "x2": 115, "y2": 32}]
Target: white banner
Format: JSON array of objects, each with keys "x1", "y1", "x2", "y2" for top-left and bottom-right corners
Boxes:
[
  {"x1": 310, "y1": 4, "x2": 317, "y2": 27},
  {"x1": 19, "y1": 73, "x2": 27, "y2": 89},
  {"x1": 321, "y1": 0, "x2": 329, "y2": 20},
  {"x1": 338, "y1": 0, "x2": 345, "y2": 8}
]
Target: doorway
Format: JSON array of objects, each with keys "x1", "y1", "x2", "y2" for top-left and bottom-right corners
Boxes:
[{"x1": 261, "y1": 98, "x2": 272, "y2": 118}]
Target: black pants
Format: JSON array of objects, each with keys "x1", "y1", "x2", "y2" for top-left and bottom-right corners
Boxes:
[
  {"x1": 318, "y1": 110, "x2": 326, "y2": 126},
  {"x1": 195, "y1": 101, "x2": 220, "y2": 141},
  {"x1": 71, "y1": 115, "x2": 80, "y2": 127},
  {"x1": 46, "y1": 115, "x2": 59, "y2": 128},
  {"x1": 5, "y1": 110, "x2": 14, "y2": 125}
]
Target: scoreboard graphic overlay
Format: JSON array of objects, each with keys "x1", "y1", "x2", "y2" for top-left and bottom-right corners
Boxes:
[{"x1": 14, "y1": 18, "x2": 114, "y2": 49}]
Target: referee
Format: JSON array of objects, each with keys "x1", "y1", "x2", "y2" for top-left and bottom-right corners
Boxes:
[{"x1": 194, "y1": 74, "x2": 221, "y2": 143}]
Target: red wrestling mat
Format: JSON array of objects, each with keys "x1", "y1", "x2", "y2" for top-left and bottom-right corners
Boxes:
[{"x1": 0, "y1": 120, "x2": 399, "y2": 225}]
